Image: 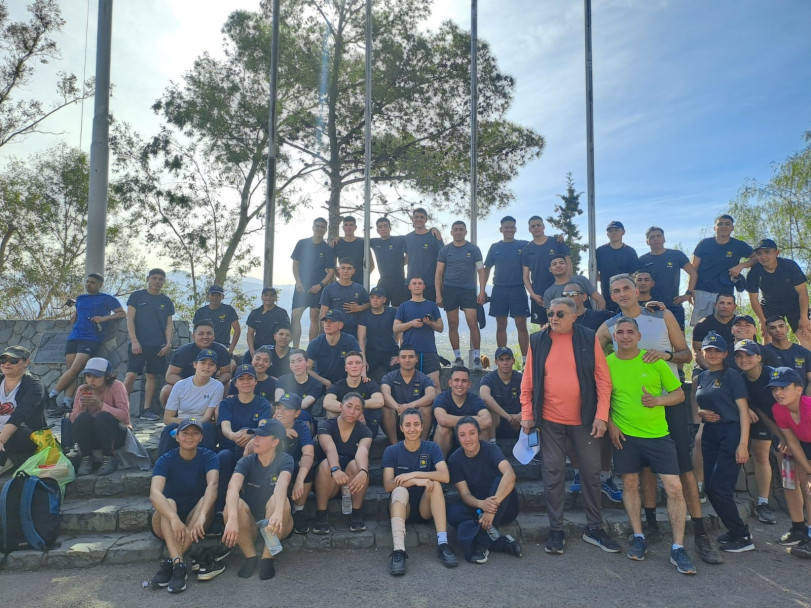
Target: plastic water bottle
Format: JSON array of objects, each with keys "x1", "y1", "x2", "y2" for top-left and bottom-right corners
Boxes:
[
  {"x1": 341, "y1": 484, "x2": 353, "y2": 515},
  {"x1": 256, "y1": 519, "x2": 283, "y2": 555},
  {"x1": 475, "y1": 508, "x2": 501, "y2": 541},
  {"x1": 782, "y1": 454, "x2": 796, "y2": 490}
]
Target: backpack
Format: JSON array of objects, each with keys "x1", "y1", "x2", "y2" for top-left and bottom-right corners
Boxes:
[{"x1": 0, "y1": 472, "x2": 62, "y2": 553}]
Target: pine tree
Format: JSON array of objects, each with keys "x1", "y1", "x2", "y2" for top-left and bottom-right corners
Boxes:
[{"x1": 547, "y1": 173, "x2": 586, "y2": 273}]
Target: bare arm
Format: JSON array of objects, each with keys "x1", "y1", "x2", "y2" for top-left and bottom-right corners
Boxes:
[
  {"x1": 229, "y1": 320, "x2": 241, "y2": 354},
  {"x1": 687, "y1": 256, "x2": 701, "y2": 292},
  {"x1": 435, "y1": 261, "x2": 445, "y2": 304},
  {"x1": 523, "y1": 266, "x2": 542, "y2": 306}
]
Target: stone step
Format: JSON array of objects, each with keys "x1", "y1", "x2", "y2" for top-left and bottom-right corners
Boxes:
[
  {"x1": 3, "y1": 497, "x2": 752, "y2": 572},
  {"x1": 60, "y1": 496, "x2": 152, "y2": 534}
]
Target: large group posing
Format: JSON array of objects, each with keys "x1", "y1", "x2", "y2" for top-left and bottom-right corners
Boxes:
[{"x1": 1, "y1": 209, "x2": 810, "y2": 594}]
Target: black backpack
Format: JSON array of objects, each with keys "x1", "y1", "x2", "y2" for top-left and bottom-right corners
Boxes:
[{"x1": 0, "y1": 472, "x2": 62, "y2": 553}]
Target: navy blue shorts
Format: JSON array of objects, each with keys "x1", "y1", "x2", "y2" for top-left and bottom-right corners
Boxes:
[
  {"x1": 387, "y1": 486, "x2": 431, "y2": 524},
  {"x1": 489, "y1": 285, "x2": 530, "y2": 318},
  {"x1": 417, "y1": 352, "x2": 441, "y2": 375},
  {"x1": 127, "y1": 344, "x2": 167, "y2": 375},
  {"x1": 613, "y1": 434, "x2": 680, "y2": 476},
  {"x1": 291, "y1": 289, "x2": 321, "y2": 310},
  {"x1": 442, "y1": 286, "x2": 477, "y2": 311},
  {"x1": 65, "y1": 339, "x2": 101, "y2": 357}
]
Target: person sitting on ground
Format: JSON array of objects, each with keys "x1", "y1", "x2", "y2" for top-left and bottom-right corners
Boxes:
[
  {"x1": 273, "y1": 392, "x2": 315, "y2": 535},
  {"x1": 313, "y1": 392, "x2": 372, "y2": 535},
  {"x1": 763, "y1": 316, "x2": 811, "y2": 392},
  {"x1": 70, "y1": 357, "x2": 131, "y2": 476},
  {"x1": 222, "y1": 418, "x2": 294, "y2": 581},
  {"x1": 383, "y1": 408, "x2": 458, "y2": 575},
  {"x1": 380, "y1": 345, "x2": 437, "y2": 444},
  {"x1": 323, "y1": 351, "x2": 384, "y2": 438},
  {"x1": 479, "y1": 347, "x2": 523, "y2": 440},
  {"x1": 158, "y1": 349, "x2": 223, "y2": 456},
  {"x1": 149, "y1": 418, "x2": 221, "y2": 592},
  {"x1": 433, "y1": 366, "x2": 492, "y2": 456},
  {"x1": 0, "y1": 346, "x2": 46, "y2": 471},
  {"x1": 229, "y1": 346, "x2": 277, "y2": 402},
  {"x1": 447, "y1": 416, "x2": 522, "y2": 565},
  {"x1": 306, "y1": 309, "x2": 361, "y2": 387},
  {"x1": 275, "y1": 349, "x2": 322, "y2": 427}
]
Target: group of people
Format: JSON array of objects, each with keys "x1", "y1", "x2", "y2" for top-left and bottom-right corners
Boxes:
[{"x1": 1, "y1": 210, "x2": 809, "y2": 593}]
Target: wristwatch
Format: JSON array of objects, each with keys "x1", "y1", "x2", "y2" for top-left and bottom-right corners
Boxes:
[
  {"x1": 330, "y1": 466, "x2": 340, "y2": 477},
  {"x1": 684, "y1": 290, "x2": 693, "y2": 296}
]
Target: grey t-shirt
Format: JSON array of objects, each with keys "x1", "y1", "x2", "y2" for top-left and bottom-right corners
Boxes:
[
  {"x1": 543, "y1": 275, "x2": 595, "y2": 305},
  {"x1": 437, "y1": 242, "x2": 483, "y2": 289},
  {"x1": 234, "y1": 451, "x2": 295, "y2": 519}
]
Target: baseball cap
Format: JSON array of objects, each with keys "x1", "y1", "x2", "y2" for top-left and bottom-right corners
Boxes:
[
  {"x1": 82, "y1": 357, "x2": 112, "y2": 377},
  {"x1": 235, "y1": 364, "x2": 257, "y2": 379},
  {"x1": 494, "y1": 347, "x2": 514, "y2": 359},
  {"x1": 369, "y1": 286, "x2": 387, "y2": 298},
  {"x1": 321, "y1": 308, "x2": 345, "y2": 323},
  {"x1": 246, "y1": 418, "x2": 286, "y2": 439},
  {"x1": 733, "y1": 339, "x2": 761, "y2": 356},
  {"x1": 195, "y1": 348, "x2": 219, "y2": 364},
  {"x1": 1, "y1": 345, "x2": 31, "y2": 360},
  {"x1": 701, "y1": 332, "x2": 727, "y2": 351},
  {"x1": 732, "y1": 314, "x2": 757, "y2": 326},
  {"x1": 753, "y1": 238, "x2": 777, "y2": 251},
  {"x1": 766, "y1": 367, "x2": 803, "y2": 388},
  {"x1": 276, "y1": 392, "x2": 302, "y2": 410},
  {"x1": 261, "y1": 286, "x2": 278, "y2": 295},
  {"x1": 719, "y1": 272, "x2": 747, "y2": 292},
  {"x1": 208, "y1": 284, "x2": 225, "y2": 294},
  {"x1": 606, "y1": 221, "x2": 624, "y2": 230},
  {"x1": 177, "y1": 418, "x2": 204, "y2": 432}
]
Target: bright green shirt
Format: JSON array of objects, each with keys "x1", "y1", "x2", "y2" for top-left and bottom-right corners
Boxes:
[{"x1": 606, "y1": 350, "x2": 682, "y2": 438}]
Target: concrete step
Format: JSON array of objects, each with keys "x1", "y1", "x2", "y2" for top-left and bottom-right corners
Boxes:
[{"x1": 60, "y1": 496, "x2": 152, "y2": 534}]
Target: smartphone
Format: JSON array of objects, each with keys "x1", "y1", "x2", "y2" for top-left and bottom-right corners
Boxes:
[{"x1": 527, "y1": 429, "x2": 540, "y2": 448}]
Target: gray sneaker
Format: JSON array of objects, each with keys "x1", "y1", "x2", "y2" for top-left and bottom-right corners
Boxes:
[
  {"x1": 453, "y1": 357, "x2": 464, "y2": 367},
  {"x1": 472, "y1": 357, "x2": 483, "y2": 372},
  {"x1": 671, "y1": 547, "x2": 697, "y2": 575},
  {"x1": 76, "y1": 456, "x2": 93, "y2": 477},
  {"x1": 582, "y1": 527, "x2": 621, "y2": 553},
  {"x1": 756, "y1": 503, "x2": 776, "y2": 524},
  {"x1": 140, "y1": 409, "x2": 160, "y2": 421},
  {"x1": 96, "y1": 455, "x2": 118, "y2": 476}
]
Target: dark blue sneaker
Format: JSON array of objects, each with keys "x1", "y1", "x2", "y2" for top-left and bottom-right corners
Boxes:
[
  {"x1": 671, "y1": 547, "x2": 697, "y2": 574},
  {"x1": 569, "y1": 472, "x2": 581, "y2": 493},
  {"x1": 601, "y1": 477, "x2": 623, "y2": 502},
  {"x1": 627, "y1": 536, "x2": 647, "y2": 561},
  {"x1": 582, "y1": 527, "x2": 621, "y2": 553}
]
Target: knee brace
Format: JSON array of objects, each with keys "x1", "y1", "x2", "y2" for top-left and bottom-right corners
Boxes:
[{"x1": 391, "y1": 486, "x2": 409, "y2": 506}]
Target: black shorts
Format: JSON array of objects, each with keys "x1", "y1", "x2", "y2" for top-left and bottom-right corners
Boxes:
[
  {"x1": 388, "y1": 486, "x2": 431, "y2": 524},
  {"x1": 750, "y1": 418, "x2": 774, "y2": 441},
  {"x1": 292, "y1": 289, "x2": 321, "y2": 310},
  {"x1": 65, "y1": 339, "x2": 101, "y2": 357},
  {"x1": 496, "y1": 416, "x2": 520, "y2": 439},
  {"x1": 613, "y1": 434, "x2": 681, "y2": 476},
  {"x1": 489, "y1": 285, "x2": 530, "y2": 319},
  {"x1": 802, "y1": 442, "x2": 811, "y2": 460},
  {"x1": 762, "y1": 304, "x2": 808, "y2": 334},
  {"x1": 416, "y1": 352, "x2": 441, "y2": 375},
  {"x1": 292, "y1": 462, "x2": 315, "y2": 485},
  {"x1": 530, "y1": 301, "x2": 548, "y2": 325},
  {"x1": 378, "y1": 278, "x2": 408, "y2": 307},
  {"x1": 442, "y1": 286, "x2": 477, "y2": 311},
  {"x1": 663, "y1": 398, "x2": 693, "y2": 473},
  {"x1": 127, "y1": 344, "x2": 167, "y2": 375}
]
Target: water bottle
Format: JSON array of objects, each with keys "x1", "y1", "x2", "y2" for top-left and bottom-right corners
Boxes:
[
  {"x1": 256, "y1": 519, "x2": 283, "y2": 555},
  {"x1": 782, "y1": 454, "x2": 796, "y2": 490},
  {"x1": 475, "y1": 508, "x2": 501, "y2": 541},
  {"x1": 341, "y1": 484, "x2": 353, "y2": 515}
]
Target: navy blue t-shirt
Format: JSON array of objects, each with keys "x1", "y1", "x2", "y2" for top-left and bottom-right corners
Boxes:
[
  {"x1": 395, "y1": 300, "x2": 441, "y2": 353},
  {"x1": 595, "y1": 243, "x2": 639, "y2": 301},
  {"x1": 638, "y1": 249, "x2": 690, "y2": 304},
  {"x1": 282, "y1": 419, "x2": 314, "y2": 462},
  {"x1": 235, "y1": 451, "x2": 295, "y2": 519},
  {"x1": 333, "y1": 238, "x2": 367, "y2": 270},
  {"x1": 193, "y1": 304, "x2": 239, "y2": 346},
  {"x1": 292, "y1": 238, "x2": 334, "y2": 287},
  {"x1": 316, "y1": 417, "x2": 373, "y2": 460},
  {"x1": 229, "y1": 375, "x2": 277, "y2": 402},
  {"x1": 433, "y1": 390, "x2": 487, "y2": 417},
  {"x1": 741, "y1": 365, "x2": 776, "y2": 420},
  {"x1": 382, "y1": 440, "x2": 444, "y2": 476},
  {"x1": 438, "y1": 241, "x2": 483, "y2": 289},
  {"x1": 485, "y1": 240, "x2": 529, "y2": 287},
  {"x1": 69, "y1": 292, "x2": 122, "y2": 342},
  {"x1": 746, "y1": 257, "x2": 807, "y2": 309},
  {"x1": 404, "y1": 231, "x2": 442, "y2": 286},
  {"x1": 153, "y1": 447, "x2": 219, "y2": 515},
  {"x1": 370, "y1": 236, "x2": 405, "y2": 283},
  {"x1": 763, "y1": 343, "x2": 811, "y2": 389},
  {"x1": 217, "y1": 395, "x2": 272, "y2": 451},
  {"x1": 693, "y1": 237, "x2": 753, "y2": 293},
  {"x1": 358, "y1": 307, "x2": 398, "y2": 356},
  {"x1": 170, "y1": 341, "x2": 230, "y2": 379},
  {"x1": 521, "y1": 238, "x2": 570, "y2": 295},
  {"x1": 306, "y1": 332, "x2": 360, "y2": 383},
  {"x1": 246, "y1": 305, "x2": 290, "y2": 350},
  {"x1": 327, "y1": 378, "x2": 381, "y2": 402},
  {"x1": 479, "y1": 370, "x2": 522, "y2": 415},
  {"x1": 319, "y1": 281, "x2": 369, "y2": 334},
  {"x1": 448, "y1": 441, "x2": 506, "y2": 499},
  {"x1": 694, "y1": 368, "x2": 748, "y2": 423},
  {"x1": 277, "y1": 373, "x2": 325, "y2": 402},
  {"x1": 381, "y1": 369, "x2": 434, "y2": 404},
  {"x1": 127, "y1": 289, "x2": 175, "y2": 346}
]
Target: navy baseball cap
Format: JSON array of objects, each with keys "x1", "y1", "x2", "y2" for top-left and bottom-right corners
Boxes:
[
  {"x1": 246, "y1": 418, "x2": 285, "y2": 439},
  {"x1": 719, "y1": 272, "x2": 746, "y2": 292},
  {"x1": 732, "y1": 314, "x2": 757, "y2": 326},
  {"x1": 734, "y1": 339, "x2": 761, "y2": 356},
  {"x1": 494, "y1": 347, "x2": 514, "y2": 359},
  {"x1": 82, "y1": 357, "x2": 112, "y2": 377},
  {"x1": 606, "y1": 221, "x2": 624, "y2": 230},
  {"x1": 195, "y1": 348, "x2": 219, "y2": 364},
  {"x1": 369, "y1": 286, "x2": 387, "y2": 298},
  {"x1": 177, "y1": 418, "x2": 204, "y2": 432},
  {"x1": 208, "y1": 284, "x2": 225, "y2": 294},
  {"x1": 754, "y1": 239, "x2": 778, "y2": 251},
  {"x1": 235, "y1": 364, "x2": 257, "y2": 379},
  {"x1": 276, "y1": 392, "x2": 302, "y2": 410},
  {"x1": 701, "y1": 332, "x2": 727, "y2": 351},
  {"x1": 321, "y1": 308, "x2": 345, "y2": 323},
  {"x1": 766, "y1": 367, "x2": 803, "y2": 387}
]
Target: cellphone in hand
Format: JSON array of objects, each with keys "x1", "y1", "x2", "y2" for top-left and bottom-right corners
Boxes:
[{"x1": 527, "y1": 429, "x2": 540, "y2": 448}]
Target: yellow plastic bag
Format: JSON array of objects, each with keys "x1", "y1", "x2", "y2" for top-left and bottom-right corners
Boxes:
[{"x1": 29, "y1": 429, "x2": 61, "y2": 465}]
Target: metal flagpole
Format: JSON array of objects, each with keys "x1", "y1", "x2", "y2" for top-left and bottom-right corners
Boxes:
[
  {"x1": 584, "y1": 0, "x2": 597, "y2": 285},
  {"x1": 363, "y1": 0, "x2": 372, "y2": 291},
  {"x1": 84, "y1": 0, "x2": 113, "y2": 277},
  {"x1": 263, "y1": 0, "x2": 282, "y2": 288},
  {"x1": 470, "y1": 0, "x2": 478, "y2": 246}
]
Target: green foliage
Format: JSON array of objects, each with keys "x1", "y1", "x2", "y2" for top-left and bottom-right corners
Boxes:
[{"x1": 547, "y1": 173, "x2": 586, "y2": 273}]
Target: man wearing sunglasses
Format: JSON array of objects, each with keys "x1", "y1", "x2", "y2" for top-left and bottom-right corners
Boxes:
[{"x1": 562, "y1": 282, "x2": 613, "y2": 331}]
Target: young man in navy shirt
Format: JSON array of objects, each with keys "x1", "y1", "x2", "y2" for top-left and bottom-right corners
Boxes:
[
  {"x1": 479, "y1": 347, "x2": 523, "y2": 440},
  {"x1": 245, "y1": 287, "x2": 290, "y2": 362},
  {"x1": 521, "y1": 215, "x2": 571, "y2": 326},
  {"x1": 323, "y1": 351, "x2": 384, "y2": 438},
  {"x1": 404, "y1": 208, "x2": 443, "y2": 302},
  {"x1": 306, "y1": 309, "x2": 360, "y2": 387},
  {"x1": 433, "y1": 366, "x2": 492, "y2": 456},
  {"x1": 370, "y1": 217, "x2": 408, "y2": 306},
  {"x1": 332, "y1": 215, "x2": 372, "y2": 273},
  {"x1": 275, "y1": 349, "x2": 325, "y2": 420},
  {"x1": 393, "y1": 277, "x2": 444, "y2": 388},
  {"x1": 319, "y1": 257, "x2": 370, "y2": 338},
  {"x1": 383, "y1": 408, "x2": 457, "y2": 575},
  {"x1": 273, "y1": 392, "x2": 315, "y2": 534},
  {"x1": 193, "y1": 285, "x2": 240, "y2": 355},
  {"x1": 291, "y1": 217, "x2": 335, "y2": 347},
  {"x1": 595, "y1": 221, "x2": 639, "y2": 313},
  {"x1": 639, "y1": 226, "x2": 696, "y2": 331},
  {"x1": 381, "y1": 345, "x2": 437, "y2": 444},
  {"x1": 357, "y1": 286, "x2": 400, "y2": 381},
  {"x1": 763, "y1": 316, "x2": 811, "y2": 391}
]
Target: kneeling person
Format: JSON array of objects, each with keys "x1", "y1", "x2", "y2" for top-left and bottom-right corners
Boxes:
[
  {"x1": 382, "y1": 408, "x2": 458, "y2": 575},
  {"x1": 273, "y1": 392, "x2": 315, "y2": 534}
]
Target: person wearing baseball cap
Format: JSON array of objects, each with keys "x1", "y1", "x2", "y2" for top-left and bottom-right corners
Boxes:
[
  {"x1": 747, "y1": 239, "x2": 811, "y2": 349},
  {"x1": 357, "y1": 286, "x2": 400, "y2": 381},
  {"x1": 693, "y1": 331, "x2": 754, "y2": 552},
  {"x1": 0, "y1": 345, "x2": 45, "y2": 472},
  {"x1": 223, "y1": 418, "x2": 294, "y2": 580},
  {"x1": 479, "y1": 347, "x2": 523, "y2": 440},
  {"x1": 306, "y1": 309, "x2": 360, "y2": 387},
  {"x1": 193, "y1": 285, "x2": 241, "y2": 355},
  {"x1": 595, "y1": 221, "x2": 639, "y2": 313},
  {"x1": 727, "y1": 315, "x2": 779, "y2": 372},
  {"x1": 273, "y1": 392, "x2": 315, "y2": 534},
  {"x1": 218, "y1": 364, "x2": 272, "y2": 457}
]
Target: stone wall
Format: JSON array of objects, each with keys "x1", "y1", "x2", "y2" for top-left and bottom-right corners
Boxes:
[{"x1": 0, "y1": 319, "x2": 191, "y2": 414}]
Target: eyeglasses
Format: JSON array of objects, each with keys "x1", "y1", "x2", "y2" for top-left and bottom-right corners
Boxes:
[
  {"x1": 0, "y1": 356, "x2": 21, "y2": 364},
  {"x1": 549, "y1": 310, "x2": 570, "y2": 319},
  {"x1": 562, "y1": 290, "x2": 584, "y2": 297}
]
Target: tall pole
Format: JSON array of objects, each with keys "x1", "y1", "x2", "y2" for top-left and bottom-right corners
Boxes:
[
  {"x1": 469, "y1": 0, "x2": 478, "y2": 245},
  {"x1": 84, "y1": 0, "x2": 113, "y2": 277},
  {"x1": 263, "y1": 0, "x2": 282, "y2": 288},
  {"x1": 584, "y1": 0, "x2": 597, "y2": 284},
  {"x1": 363, "y1": 0, "x2": 372, "y2": 291}
]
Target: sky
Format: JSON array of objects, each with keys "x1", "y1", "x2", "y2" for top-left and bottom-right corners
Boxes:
[{"x1": 3, "y1": 0, "x2": 810, "y2": 285}]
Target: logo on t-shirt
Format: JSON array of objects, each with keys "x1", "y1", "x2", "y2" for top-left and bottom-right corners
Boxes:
[
  {"x1": 0, "y1": 402, "x2": 14, "y2": 416},
  {"x1": 713, "y1": 378, "x2": 723, "y2": 388},
  {"x1": 796, "y1": 357, "x2": 806, "y2": 369},
  {"x1": 666, "y1": 261, "x2": 674, "y2": 268},
  {"x1": 419, "y1": 454, "x2": 429, "y2": 470},
  {"x1": 725, "y1": 251, "x2": 733, "y2": 258}
]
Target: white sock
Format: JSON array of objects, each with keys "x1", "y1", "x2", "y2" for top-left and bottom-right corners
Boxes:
[
  {"x1": 49, "y1": 389, "x2": 59, "y2": 398},
  {"x1": 473, "y1": 349, "x2": 480, "y2": 360},
  {"x1": 437, "y1": 531, "x2": 448, "y2": 545},
  {"x1": 758, "y1": 497, "x2": 768, "y2": 506},
  {"x1": 600, "y1": 471, "x2": 611, "y2": 482},
  {"x1": 453, "y1": 349, "x2": 461, "y2": 360},
  {"x1": 292, "y1": 504, "x2": 304, "y2": 512}
]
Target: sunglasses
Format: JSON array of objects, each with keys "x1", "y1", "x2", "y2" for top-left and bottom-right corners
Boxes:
[
  {"x1": 562, "y1": 290, "x2": 584, "y2": 297},
  {"x1": 0, "y1": 356, "x2": 21, "y2": 364},
  {"x1": 548, "y1": 310, "x2": 570, "y2": 319}
]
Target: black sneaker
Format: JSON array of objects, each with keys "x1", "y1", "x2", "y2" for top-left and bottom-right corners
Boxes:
[
  {"x1": 716, "y1": 530, "x2": 736, "y2": 545},
  {"x1": 720, "y1": 534, "x2": 754, "y2": 553},
  {"x1": 312, "y1": 511, "x2": 329, "y2": 535},
  {"x1": 207, "y1": 512, "x2": 225, "y2": 537},
  {"x1": 778, "y1": 528, "x2": 807, "y2": 546},
  {"x1": 389, "y1": 549, "x2": 408, "y2": 575},
  {"x1": 791, "y1": 537, "x2": 811, "y2": 559},
  {"x1": 694, "y1": 534, "x2": 724, "y2": 564},
  {"x1": 627, "y1": 536, "x2": 647, "y2": 561},
  {"x1": 167, "y1": 561, "x2": 188, "y2": 593},
  {"x1": 349, "y1": 510, "x2": 366, "y2": 532},
  {"x1": 582, "y1": 527, "x2": 621, "y2": 553},
  {"x1": 140, "y1": 409, "x2": 160, "y2": 421},
  {"x1": 503, "y1": 535, "x2": 523, "y2": 558},
  {"x1": 96, "y1": 455, "x2": 118, "y2": 476},
  {"x1": 293, "y1": 510, "x2": 309, "y2": 534},
  {"x1": 545, "y1": 529, "x2": 565, "y2": 555},
  {"x1": 150, "y1": 558, "x2": 174, "y2": 587},
  {"x1": 469, "y1": 545, "x2": 489, "y2": 564},
  {"x1": 210, "y1": 543, "x2": 231, "y2": 562},
  {"x1": 642, "y1": 520, "x2": 661, "y2": 541},
  {"x1": 755, "y1": 503, "x2": 777, "y2": 524},
  {"x1": 437, "y1": 543, "x2": 458, "y2": 568},
  {"x1": 670, "y1": 547, "x2": 697, "y2": 575},
  {"x1": 197, "y1": 553, "x2": 225, "y2": 581}
]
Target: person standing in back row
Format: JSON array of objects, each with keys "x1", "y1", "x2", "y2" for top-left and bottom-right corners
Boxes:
[
  {"x1": 193, "y1": 285, "x2": 240, "y2": 357},
  {"x1": 595, "y1": 221, "x2": 638, "y2": 313},
  {"x1": 404, "y1": 208, "x2": 444, "y2": 302},
  {"x1": 245, "y1": 288, "x2": 290, "y2": 363},
  {"x1": 291, "y1": 218, "x2": 335, "y2": 347},
  {"x1": 522, "y1": 215, "x2": 571, "y2": 326}
]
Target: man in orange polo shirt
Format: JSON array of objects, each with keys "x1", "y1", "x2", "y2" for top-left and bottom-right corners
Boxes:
[{"x1": 520, "y1": 296, "x2": 620, "y2": 555}]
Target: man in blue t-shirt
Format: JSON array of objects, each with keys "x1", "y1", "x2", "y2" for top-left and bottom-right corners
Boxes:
[
  {"x1": 764, "y1": 316, "x2": 811, "y2": 391},
  {"x1": 484, "y1": 216, "x2": 530, "y2": 363},
  {"x1": 478, "y1": 347, "x2": 523, "y2": 440},
  {"x1": 217, "y1": 365, "x2": 272, "y2": 456},
  {"x1": 433, "y1": 366, "x2": 491, "y2": 455},
  {"x1": 357, "y1": 286, "x2": 399, "y2": 381},
  {"x1": 49, "y1": 273, "x2": 125, "y2": 414},
  {"x1": 291, "y1": 217, "x2": 335, "y2": 347},
  {"x1": 688, "y1": 214, "x2": 754, "y2": 326},
  {"x1": 382, "y1": 408, "x2": 458, "y2": 574},
  {"x1": 332, "y1": 215, "x2": 372, "y2": 273},
  {"x1": 124, "y1": 268, "x2": 175, "y2": 421},
  {"x1": 393, "y1": 277, "x2": 444, "y2": 388},
  {"x1": 306, "y1": 309, "x2": 360, "y2": 386},
  {"x1": 403, "y1": 207, "x2": 444, "y2": 302},
  {"x1": 245, "y1": 287, "x2": 291, "y2": 361},
  {"x1": 381, "y1": 345, "x2": 437, "y2": 443},
  {"x1": 319, "y1": 257, "x2": 369, "y2": 338},
  {"x1": 149, "y1": 418, "x2": 220, "y2": 590},
  {"x1": 436, "y1": 220, "x2": 486, "y2": 371},
  {"x1": 275, "y1": 349, "x2": 325, "y2": 417},
  {"x1": 521, "y1": 215, "x2": 571, "y2": 326},
  {"x1": 595, "y1": 221, "x2": 639, "y2": 313},
  {"x1": 370, "y1": 217, "x2": 408, "y2": 306},
  {"x1": 193, "y1": 285, "x2": 241, "y2": 355},
  {"x1": 447, "y1": 416, "x2": 521, "y2": 564}
]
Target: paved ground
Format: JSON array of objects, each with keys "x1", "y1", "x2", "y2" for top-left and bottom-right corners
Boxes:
[{"x1": 2, "y1": 516, "x2": 808, "y2": 608}]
